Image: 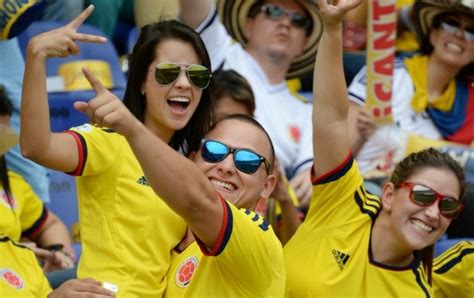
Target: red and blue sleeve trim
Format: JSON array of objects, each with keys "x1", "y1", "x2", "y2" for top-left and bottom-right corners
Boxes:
[
  {"x1": 64, "y1": 131, "x2": 87, "y2": 176},
  {"x1": 311, "y1": 152, "x2": 353, "y2": 185},
  {"x1": 197, "y1": 196, "x2": 233, "y2": 256},
  {"x1": 22, "y1": 206, "x2": 49, "y2": 240}
]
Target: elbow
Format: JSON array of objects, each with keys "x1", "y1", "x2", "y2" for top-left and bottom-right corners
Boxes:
[{"x1": 20, "y1": 138, "x2": 41, "y2": 161}]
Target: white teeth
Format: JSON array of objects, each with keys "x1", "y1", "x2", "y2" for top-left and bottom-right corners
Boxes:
[
  {"x1": 168, "y1": 97, "x2": 190, "y2": 103},
  {"x1": 211, "y1": 179, "x2": 236, "y2": 191},
  {"x1": 446, "y1": 42, "x2": 462, "y2": 53},
  {"x1": 411, "y1": 219, "x2": 433, "y2": 233}
]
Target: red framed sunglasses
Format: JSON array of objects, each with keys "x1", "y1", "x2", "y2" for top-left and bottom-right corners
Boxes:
[{"x1": 399, "y1": 182, "x2": 463, "y2": 219}]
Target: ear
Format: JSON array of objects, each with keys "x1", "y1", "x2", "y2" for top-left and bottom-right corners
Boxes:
[
  {"x1": 381, "y1": 182, "x2": 396, "y2": 213},
  {"x1": 302, "y1": 35, "x2": 310, "y2": 52},
  {"x1": 259, "y1": 174, "x2": 277, "y2": 200},
  {"x1": 189, "y1": 151, "x2": 198, "y2": 161}
]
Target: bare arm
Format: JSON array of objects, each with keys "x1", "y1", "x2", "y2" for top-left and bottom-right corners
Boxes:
[
  {"x1": 179, "y1": 0, "x2": 212, "y2": 29},
  {"x1": 313, "y1": 0, "x2": 362, "y2": 176},
  {"x1": 35, "y1": 211, "x2": 74, "y2": 258},
  {"x1": 75, "y1": 70, "x2": 224, "y2": 250},
  {"x1": 20, "y1": 6, "x2": 106, "y2": 172}
]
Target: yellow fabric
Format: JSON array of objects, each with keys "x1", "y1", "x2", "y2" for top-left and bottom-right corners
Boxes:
[
  {"x1": 164, "y1": 202, "x2": 285, "y2": 297},
  {"x1": 69, "y1": 124, "x2": 187, "y2": 297},
  {"x1": 0, "y1": 236, "x2": 51, "y2": 297},
  {"x1": 405, "y1": 55, "x2": 456, "y2": 113},
  {"x1": 58, "y1": 60, "x2": 113, "y2": 91},
  {"x1": 433, "y1": 241, "x2": 474, "y2": 298},
  {"x1": 287, "y1": 78, "x2": 302, "y2": 95},
  {"x1": 284, "y1": 158, "x2": 433, "y2": 297},
  {"x1": 0, "y1": 171, "x2": 45, "y2": 241}
]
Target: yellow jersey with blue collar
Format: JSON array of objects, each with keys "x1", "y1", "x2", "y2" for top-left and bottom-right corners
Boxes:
[
  {"x1": 284, "y1": 154, "x2": 433, "y2": 297},
  {"x1": 67, "y1": 124, "x2": 187, "y2": 297},
  {"x1": 433, "y1": 240, "x2": 474, "y2": 298},
  {"x1": 0, "y1": 171, "x2": 48, "y2": 241},
  {"x1": 0, "y1": 236, "x2": 51, "y2": 297},
  {"x1": 164, "y1": 199, "x2": 285, "y2": 297}
]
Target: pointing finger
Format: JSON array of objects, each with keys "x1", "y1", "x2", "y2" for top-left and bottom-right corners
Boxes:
[
  {"x1": 69, "y1": 5, "x2": 95, "y2": 30},
  {"x1": 73, "y1": 32, "x2": 107, "y2": 44},
  {"x1": 82, "y1": 67, "x2": 108, "y2": 95}
]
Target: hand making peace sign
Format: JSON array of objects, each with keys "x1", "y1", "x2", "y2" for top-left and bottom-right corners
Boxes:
[{"x1": 27, "y1": 5, "x2": 106, "y2": 60}]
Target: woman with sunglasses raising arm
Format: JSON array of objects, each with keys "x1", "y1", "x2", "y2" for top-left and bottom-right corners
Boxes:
[
  {"x1": 74, "y1": 70, "x2": 285, "y2": 295},
  {"x1": 19, "y1": 6, "x2": 215, "y2": 297},
  {"x1": 283, "y1": 0, "x2": 466, "y2": 297}
]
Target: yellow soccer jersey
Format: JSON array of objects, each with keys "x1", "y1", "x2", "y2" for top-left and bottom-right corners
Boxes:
[
  {"x1": 67, "y1": 124, "x2": 187, "y2": 297},
  {"x1": 284, "y1": 154, "x2": 433, "y2": 297},
  {"x1": 164, "y1": 199, "x2": 285, "y2": 297},
  {"x1": 433, "y1": 241, "x2": 474, "y2": 298},
  {"x1": 0, "y1": 236, "x2": 51, "y2": 297},
  {"x1": 0, "y1": 171, "x2": 48, "y2": 241}
]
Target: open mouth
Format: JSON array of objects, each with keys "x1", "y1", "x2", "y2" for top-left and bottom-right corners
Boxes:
[
  {"x1": 411, "y1": 218, "x2": 434, "y2": 234},
  {"x1": 167, "y1": 97, "x2": 190, "y2": 113},
  {"x1": 211, "y1": 178, "x2": 237, "y2": 191}
]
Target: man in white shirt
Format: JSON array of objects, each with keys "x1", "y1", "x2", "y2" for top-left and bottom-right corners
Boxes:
[{"x1": 179, "y1": 0, "x2": 323, "y2": 206}]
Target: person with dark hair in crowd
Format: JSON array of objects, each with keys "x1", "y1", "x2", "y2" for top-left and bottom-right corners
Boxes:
[
  {"x1": 180, "y1": 0, "x2": 323, "y2": 208},
  {"x1": 284, "y1": 0, "x2": 466, "y2": 296},
  {"x1": 212, "y1": 69, "x2": 256, "y2": 120},
  {"x1": 19, "y1": 5, "x2": 215, "y2": 296}
]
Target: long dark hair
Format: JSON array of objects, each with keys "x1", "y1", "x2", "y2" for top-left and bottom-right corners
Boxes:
[
  {"x1": 0, "y1": 86, "x2": 13, "y2": 204},
  {"x1": 124, "y1": 20, "x2": 215, "y2": 155},
  {"x1": 389, "y1": 147, "x2": 466, "y2": 284}
]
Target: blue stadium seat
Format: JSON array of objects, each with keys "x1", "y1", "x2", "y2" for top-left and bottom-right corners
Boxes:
[{"x1": 17, "y1": 21, "x2": 126, "y2": 132}]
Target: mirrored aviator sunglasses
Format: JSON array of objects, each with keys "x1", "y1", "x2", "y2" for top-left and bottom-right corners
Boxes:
[
  {"x1": 400, "y1": 182, "x2": 464, "y2": 219},
  {"x1": 260, "y1": 4, "x2": 309, "y2": 28},
  {"x1": 154, "y1": 62, "x2": 211, "y2": 89},
  {"x1": 201, "y1": 139, "x2": 271, "y2": 174}
]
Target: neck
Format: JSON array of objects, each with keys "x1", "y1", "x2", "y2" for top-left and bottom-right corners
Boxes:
[
  {"x1": 143, "y1": 117, "x2": 175, "y2": 144},
  {"x1": 246, "y1": 47, "x2": 291, "y2": 84},
  {"x1": 427, "y1": 55, "x2": 461, "y2": 99},
  {"x1": 371, "y1": 212, "x2": 414, "y2": 267}
]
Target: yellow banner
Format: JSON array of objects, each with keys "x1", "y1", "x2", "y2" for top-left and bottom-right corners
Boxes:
[{"x1": 365, "y1": 0, "x2": 397, "y2": 124}]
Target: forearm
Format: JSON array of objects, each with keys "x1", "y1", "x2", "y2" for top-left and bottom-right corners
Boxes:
[
  {"x1": 179, "y1": 0, "x2": 212, "y2": 28},
  {"x1": 20, "y1": 43, "x2": 52, "y2": 161},
  {"x1": 36, "y1": 213, "x2": 74, "y2": 258}
]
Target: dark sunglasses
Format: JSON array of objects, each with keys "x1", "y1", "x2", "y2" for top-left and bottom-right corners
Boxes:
[
  {"x1": 259, "y1": 4, "x2": 309, "y2": 29},
  {"x1": 439, "y1": 19, "x2": 474, "y2": 42},
  {"x1": 201, "y1": 139, "x2": 271, "y2": 175},
  {"x1": 154, "y1": 62, "x2": 211, "y2": 89},
  {"x1": 399, "y1": 182, "x2": 463, "y2": 219}
]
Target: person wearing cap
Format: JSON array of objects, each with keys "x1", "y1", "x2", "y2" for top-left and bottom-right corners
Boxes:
[
  {"x1": 432, "y1": 240, "x2": 474, "y2": 298},
  {"x1": 347, "y1": 0, "x2": 474, "y2": 181},
  {"x1": 179, "y1": 0, "x2": 322, "y2": 208},
  {"x1": 284, "y1": 0, "x2": 466, "y2": 296}
]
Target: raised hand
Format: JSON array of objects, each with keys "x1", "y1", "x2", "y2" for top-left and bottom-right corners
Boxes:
[
  {"x1": 355, "y1": 108, "x2": 376, "y2": 141},
  {"x1": 317, "y1": 0, "x2": 363, "y2": 29},
  {"x1": 27, "y1": 5, "x2": 106, "y2": 60},
  {"x1": 74, "y1": 68, "x2": 142, "y2": 137}
]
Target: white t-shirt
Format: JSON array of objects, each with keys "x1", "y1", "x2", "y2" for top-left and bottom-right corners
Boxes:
[
  {"x1": 348, "y1": 58, "x2": 441, "y2": 176},
  {"x1": 196, "y1": 6, "x2": 313, "y2": 178}
]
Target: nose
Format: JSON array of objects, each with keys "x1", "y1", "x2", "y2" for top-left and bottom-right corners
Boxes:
[
  {"x1": 279, "y1": 13, "x2": 292, "y2": 26},
  {"x1": 424, "y1": 202, "x2": 441, "y2": 220},
  {"x1": 216, "y1": 154, "x2": 237, "y2": 175},
  {"x1": 173, "y1": 69, "x2": 192, "y2": 89}
]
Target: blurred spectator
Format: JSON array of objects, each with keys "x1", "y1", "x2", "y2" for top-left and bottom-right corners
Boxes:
[
  {"x1": 41, "y1": 0, "x2": 84, "y2": 22},
  {"x1": 0, "y1": 0, "x2": 51, "y2": 203}
]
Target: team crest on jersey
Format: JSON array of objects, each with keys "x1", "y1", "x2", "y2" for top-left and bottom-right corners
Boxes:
[
  {"x1": 0, "y1": 191, "x2": 16, "y2": 209},
  {"x1": 0, "y1": 269, "x2": 24, "y2": 289},
  {"x1": 175, "y1": 256, "x2": 198, "y2": 288},
  {"x1": 288, "y1": 125, "x2": 301, "y2": 144}
]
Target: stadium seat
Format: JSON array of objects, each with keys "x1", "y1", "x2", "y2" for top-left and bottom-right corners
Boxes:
[{"x1": 17, "y1": 21, "x2": 126, "y2": 132}]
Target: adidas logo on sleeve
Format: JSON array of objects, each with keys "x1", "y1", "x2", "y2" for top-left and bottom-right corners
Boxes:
[{"x1": 332, "y1": 249, "x2": 350, "y2": 271}]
